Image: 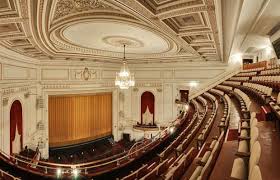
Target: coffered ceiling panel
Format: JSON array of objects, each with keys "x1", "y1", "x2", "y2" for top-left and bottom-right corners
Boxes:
[{"x1": 0, "y1": 0, "x2": 223, "y2": 64}]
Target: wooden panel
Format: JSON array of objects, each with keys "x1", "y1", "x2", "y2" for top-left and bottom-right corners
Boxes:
[{"x1": 48, "y1": 93, "x2": 112, "y2": 147}]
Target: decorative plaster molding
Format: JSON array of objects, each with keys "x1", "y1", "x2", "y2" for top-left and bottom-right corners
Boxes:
[
  {"x1": 135, "y1": 82, "x2": 162, "y2": 87},
  {"x1": 119, "y1": 110, "x2": 124, "y2": 118},
  {"x1": 157, "y1": 88, "x2": 162, "y2": 92},
  {"x1": 42, "y1": 84, "x2": 71, "y2": 89},
  {"x1": 2, "y1": 97, "x2": 9, "y2": 106},
  {"x1": 1, "y1": 86, "x2": 32, "y2": 96},
  {"x1": 133, "y1": 87, "x2": 139, "y2": 92},
  {"x1": 119, "y1": 92, "x2": 125, "y2": 101},
  {"x1": 74, "y1": 67, "x2": 97, "y2": 80},
  {"x1": 36, "y1": 96, "x2": 44, "y2": 108}
]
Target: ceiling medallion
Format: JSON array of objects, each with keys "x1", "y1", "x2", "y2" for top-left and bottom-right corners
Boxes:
[
  {"x1": 115, "y1": 45, "x2": 135, "y2": 89},
  {"x1": 102, "y1": 36, "x2": 144, "y2": 48}
]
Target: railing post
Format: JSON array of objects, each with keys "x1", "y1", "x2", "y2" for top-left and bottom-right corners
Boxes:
[
  {"x1": 85, "y1": 168, "x2": 88, "y2": 174},
  {"x1": 45, "y1": 167, "x2": 48, "y2": 174}
]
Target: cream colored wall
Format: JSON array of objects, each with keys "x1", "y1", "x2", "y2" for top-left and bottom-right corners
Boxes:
[
  {"x1": 0, "y1": 58, "x2": 39, "y2": 157},
  {"x1": 0, "y1": 54, "x2": 230, "y2": 159}
]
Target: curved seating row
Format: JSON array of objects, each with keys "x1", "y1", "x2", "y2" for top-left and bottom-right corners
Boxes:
[
  {"x1": 209, "y1": 89, "x2": 224, "y2": 96},
  {"x1": 218, "y1": 94, "x2": 231, "y2": 133},
  {"x1": 241, "y1": 67, "x2": 265, "y2": 73},
  {"x1": 196, "y1": 96, "x2": 208, "y2": 109},
  {"x1": 138, "y1": 157, "x2": 175, "y2": 180},
  {"x1": 196, "y1": 93, "x2": 218, "y2": 149},
  {"x1": 234, "y1": 88, "x2": 251, "y2": 111},
  {"x1": 241, "y1": 82, "x2": 272, "y2": 104},
  {"x1": 235, "y1": 72, "x2": 257, "y2": 77},
  {"x1": 189, "y1": 130, "x2": 225, "y2": 180},
  {"x1": 174, "y1": 98, "x2": 208, "y2": 156},
  {"x1": 231, "y1": 141, "x2": 262, "y2": 180},
  {"x1": 223, "y1": 81, "x2": 241, "y2": 86},
  {"x1": 269, "y1": 92, "x2": 280, "y2": 118},
  {"x1": 216, "y1": 85, "x2": 250, "y2": 119},
  {"x1": 216, "y1": 85, "x2": 233, "y2": 93},
  {"x1": 164, "y1": 147, "x2": 197, "y2": 180},
  {"x1": 120, "y1": 164, "x2": 149, "y2": 180},
  {"x1": 158, "y1": 101, "x2": 199, "y2": 161},
  {"x1": 120, "y1": 104, "x2": 197, "y2": 180},
  {"x1": 231, "y1": 112, "x2": 262, "y2": 180},
  {"x1": 230, "y1": 77, "x2": 250, "y2": 81},
  {"x1": 187, "y1": 90, "x2": 230, "y2": 180},
  {"x1": 238, "y1": 112, "x2": 258, "y2": 153},
  {"x1": 259, "y1": 67, "x2": 280, "y2": 76},
  {"x1": 251, "y1": 75, "x2": 280, "y2": 90}
]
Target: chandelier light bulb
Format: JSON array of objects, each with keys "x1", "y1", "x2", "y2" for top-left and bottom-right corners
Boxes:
[{"x1": 115, "y1": 45, "x2": 135, "y2": 89}]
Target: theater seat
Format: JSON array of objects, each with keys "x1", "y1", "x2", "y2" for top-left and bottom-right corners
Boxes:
[
  {"x1": 231, "y1": 158, "x2": 246, "y2": 179},
  {"x1": 231, "y1": 141, "x2": 261, "y2": 179},
  {"x1": 189, "y1": 166, "x2": 203, "y2": 180},
  {"x1": 201, "y1": 151, "x2": 211, "y2": 164},
  {"x1": 249, "y1": 165, "x2": 262, "y2": 180},
  {"x1": 238, "y1": 127, "x2": 259, "y2": 153},
  {"x1": 209, "y1": 140, "x2": 217, "y2": 149},
  {"x1": 241, "y1": 117, "x2": 258, "y2": 130},
  {"x1": 238, "y1": 140, "x2": 249, "y2": 153}
]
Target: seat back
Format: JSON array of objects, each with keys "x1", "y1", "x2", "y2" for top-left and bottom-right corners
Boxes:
[
  {"x1": 277, "y1": 93, "x2": 280, "y2": 104},
  {"x1": 250, "y1": 118, "x2": 258, "y2": 128},
  {"x1": 249, "y1": 141, "x2": 261, "y2": 176},
  {"x1": 249, "y1": 165, "x2": 262, "y2": 180},
  {"x1": 251, "y1": 112, "x2": 256, "y2": 119},
  {"x1": 250, "y1": 127, "x2": 259, "y2": 150}
]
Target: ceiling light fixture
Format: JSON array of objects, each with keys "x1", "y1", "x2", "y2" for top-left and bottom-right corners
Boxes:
[{"x1": 115, "y1": 44, "x2": 135, "y2": 89}]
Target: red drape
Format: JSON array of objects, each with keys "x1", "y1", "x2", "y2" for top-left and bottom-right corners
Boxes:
[
  {"x1": 141, "y1": 91, "x2": 155, "y2": 125},
  {"x1": 10, "y1": 100, "x2": 23, "y2": 154}
]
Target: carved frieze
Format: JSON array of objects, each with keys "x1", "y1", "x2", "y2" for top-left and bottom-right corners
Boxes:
[
  {"x1": 73, "y1": 67, "x2": 97, "y2": 80},
  {"x1": 53, "y1": 0, "x2": 114, "y2": 20},
  {"x1": 3, "y1": 97, "x2": 9, "y2": 106}
]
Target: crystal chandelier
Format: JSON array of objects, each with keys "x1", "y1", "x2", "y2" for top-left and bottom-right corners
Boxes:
[{"x1": 115, "y1": 44, "x2": 135, "y2": 89}]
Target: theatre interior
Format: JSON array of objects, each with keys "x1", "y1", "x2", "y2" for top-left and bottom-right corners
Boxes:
[{"x1": 1, "y1": 0, "x2": 280, "y2": 179}]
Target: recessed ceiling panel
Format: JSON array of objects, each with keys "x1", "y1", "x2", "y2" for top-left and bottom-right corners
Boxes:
[{"x1": 63, "y1": 21, "x2": 170, "y2": 54}]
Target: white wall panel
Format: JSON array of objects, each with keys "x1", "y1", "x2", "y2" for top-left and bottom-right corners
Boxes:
[
  {"x1": 174, "y1": 69, "x2": 225, "y2": 79},
  {"x1": 29, "y1": 68, "x2": 37, "y2": 80},
  {"x1": 101, "y1": 70, "x2": 115, "y2": 79},
  {"x1": 0, "y1": 63, "x2": 2, "y2": 80},
  {"x1": 163, "y1": 84, "x2": 173, "y2": 123},
  {"x1": 41, "y1": 69, "x2": 69, "y2": 80},
  {"x1": 162, "y1": 70, "x2": 173, "y2": 79},
  {"x1": 135, "y1": 70, "x2": 161, "y2": 79},
  {"x1": 3, "y1": 64, "x2": 29, "y2": 80}
]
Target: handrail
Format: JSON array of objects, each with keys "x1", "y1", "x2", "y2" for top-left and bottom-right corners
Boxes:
[
  {"x1": 0, "y1": 111, "x2": 189, "y2": 177},
  {"x1": 0, "y1": 168, "x2": 21, "y2": 180},
  {"x1": 189, "y1": 67, "x2": 240, "y2": 100}
]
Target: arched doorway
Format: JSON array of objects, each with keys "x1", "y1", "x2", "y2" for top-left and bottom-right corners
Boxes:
[
  {"x1": 141, "y1": 92, "x2": 155, "y2": 125},
  {"x1": 10, "y1": 100, "x2": 23, "y2": 155}
]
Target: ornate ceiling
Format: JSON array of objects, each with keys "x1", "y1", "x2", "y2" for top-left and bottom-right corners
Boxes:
[{"x1": 0, "y1": 0, "x2": 222, "y2": 64}]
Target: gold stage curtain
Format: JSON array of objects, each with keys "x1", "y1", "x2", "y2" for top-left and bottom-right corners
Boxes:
[{"x1": 48, "y1": 93, "x2": 112, "y2": 147}]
